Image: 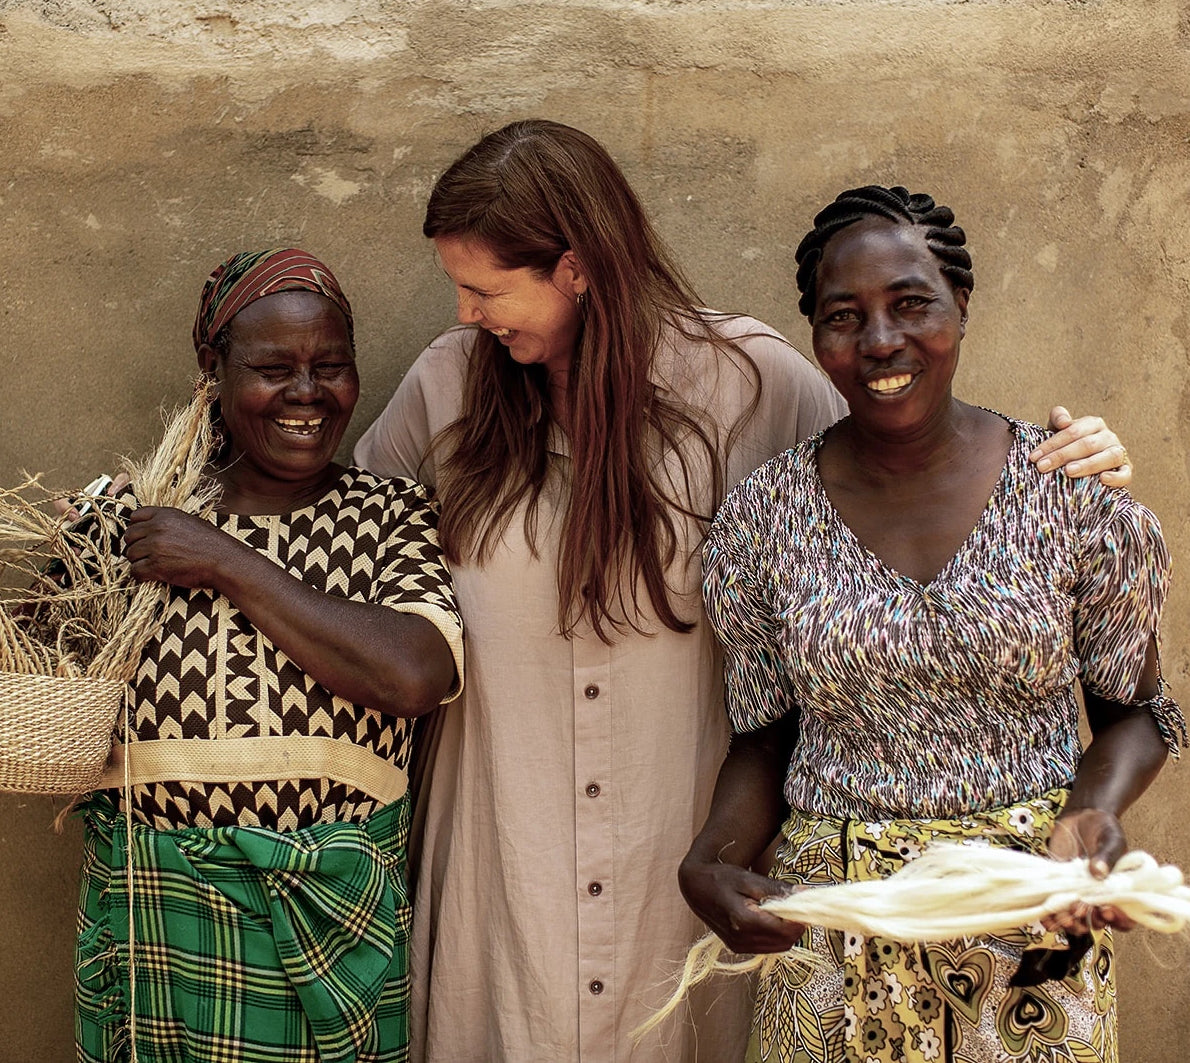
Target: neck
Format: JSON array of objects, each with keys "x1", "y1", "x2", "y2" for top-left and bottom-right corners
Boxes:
[
  {"x1": 211, "y1": 460, "x2": 343, "y2": 516},
  {"x1": 834, "y1": 398, "x2": 978, "y2": 479}
]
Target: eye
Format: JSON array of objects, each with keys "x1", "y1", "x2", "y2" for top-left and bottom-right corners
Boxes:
[
  {"x1": 254, "y1": 365, "x2": 292, "y2": 379},
  {"x1": 820, "y1": 308, "x2": 859, "y2": 326},
  {"x1": 896, "y1": 294, "x2": 933, "y2": 312},
  {"x1": 313, "y1": 362, "x2": 354, "y2": 380}
]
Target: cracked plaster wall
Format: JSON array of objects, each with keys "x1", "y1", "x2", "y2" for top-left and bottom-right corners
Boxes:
[{"x1": 1, "y1": 1, "x2": 1188, "y2": 1058}]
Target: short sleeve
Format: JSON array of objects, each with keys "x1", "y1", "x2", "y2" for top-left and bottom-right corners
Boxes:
[
  {"x1": 373, "y1": 476, "x2": 465, "y2": 704},
  {"x1": 702, "y1": 468, "x2": 799, "y2": 735},
  {"x1": 1072, "y1": 479, "x2": 1185, "y2": 753}
]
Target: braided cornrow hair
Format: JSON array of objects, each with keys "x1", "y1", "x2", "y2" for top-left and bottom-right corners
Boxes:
[{"x1": 794, "y1": 185, "x2": 974, "y2": 320}]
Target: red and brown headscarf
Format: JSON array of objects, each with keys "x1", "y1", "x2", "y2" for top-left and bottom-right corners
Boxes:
[{"x1": 192, "y1": 248, "x2": 354, "y2": 352}]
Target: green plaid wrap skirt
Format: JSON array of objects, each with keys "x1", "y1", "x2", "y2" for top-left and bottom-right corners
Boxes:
[{"x1": 75, "y1": 793, "x2": 411, "y2": 1063}]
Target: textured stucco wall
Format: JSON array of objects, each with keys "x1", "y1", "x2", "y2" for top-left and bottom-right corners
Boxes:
[{"x1": 1, "y1": 1, "x2": 1188, "y2": 1059}]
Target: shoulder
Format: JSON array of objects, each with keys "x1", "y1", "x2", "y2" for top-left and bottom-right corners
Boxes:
[
  {"x1": 1002, "y1": 416, "x2": 1158, "y2": 539},
  {"x1": 339, "y1": 466, "x2": 433, "y2": 507},
  {"x1": 740, "y1": 433, "x2": 817, "y2": 493},
  {"x1": 345, "y1": 466, "x2": 433, "y2": 499},
  {"x1": 656, "y1": 310, "x2": 830, "y2": 399},
  {"x1": 1007, "y1": 417, "x2": 1049, "y2": 451},
  {"x1": 353, "y1": 327, "x2": 475, "y2": 481},
  {"x1": 700, "y1": 311, "x2": 789, "y2": 345},
  {"x1": 693, "y1": 312, "x2": 804, "y2": 375},
  {"x1": 717, "y1": 435, "x2": 816, "y2": 521},
  {"x1": 414, "y1": 325, "x2": 473, "y2": 373},
  {"x1": 702, "y1": 312, "x2": 826, "y2": 382},
  {"x1": 397, "y1": 326, "x2": 472, "y2": 402}
]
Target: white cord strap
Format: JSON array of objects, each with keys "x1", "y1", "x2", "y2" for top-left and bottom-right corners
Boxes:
[{"x1": 122, "y1": 687, "x2": 139, "y2": 1063}]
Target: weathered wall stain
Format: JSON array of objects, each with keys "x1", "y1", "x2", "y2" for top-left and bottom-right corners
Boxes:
[{"x1": 1, "y1": 1, "x2": 1187, "y2": 1058}]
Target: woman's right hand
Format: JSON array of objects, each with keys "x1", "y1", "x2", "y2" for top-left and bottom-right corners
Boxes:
[
  {"x1": 678, "y1": 855, "x2": 805, "y2": 954},
  {"x1": 123, "y1": 506, "x2": 242, "y2": 590}
]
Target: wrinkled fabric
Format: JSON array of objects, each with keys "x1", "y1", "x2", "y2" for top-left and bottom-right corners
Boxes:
[
  {"x1": 192, "y1": 248, "x2": 354, "y2": 350},
  {"x1": 705, "y1": 419, "x2": 1182, "y2": 821},
  {"x1": 75, "y1": 793, "x2": 411, "y2": 1063},
  {"x1": 747, "y1": 791, "x2": 1117, "y2": 1063},
  {"x1": 355, "y1": 316, "x2": 847, "y2": 1062}
]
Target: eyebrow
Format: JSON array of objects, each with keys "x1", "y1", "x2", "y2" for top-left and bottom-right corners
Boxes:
[
  {"x1": 820, "y1": 275, "x2": 937, "y2": 304},
  {"x1": 437, "y1": 266, "x2": 493, "y2": 296},
  {"x1": 237, "y1": 343, "x2": 354, "y2": 361}
]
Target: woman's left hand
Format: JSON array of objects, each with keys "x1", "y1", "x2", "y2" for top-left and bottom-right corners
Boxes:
[
  {"x1": 123, "y1": 506, "x2": 240, "y2": 589},
  {"x1": 1044, "y1": 807, "x2": 1136, "y2": 933},
  {"x1": 1030, "y1": 407, "x2": 1132, "y2": 487}
]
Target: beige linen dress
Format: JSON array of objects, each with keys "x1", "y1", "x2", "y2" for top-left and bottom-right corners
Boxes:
[{"x1": 354, "y1": 315, "x2": 844, "y2": 1063}]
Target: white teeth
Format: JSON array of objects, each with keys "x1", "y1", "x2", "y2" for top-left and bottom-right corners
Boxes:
[
  {"x1": 868, "y1": 374, "x2": 913, "y2": 393},
  {"x1": 489, "y1": 328, "x2": 512, "y2": 337},
  {"x1": 274, "y1": 418, "x2": 324, "y2": 434}
]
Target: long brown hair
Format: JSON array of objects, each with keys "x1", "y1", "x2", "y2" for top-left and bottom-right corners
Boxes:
[{"x1": 424, "y1": 119, "x2": 759, "y2": 641}]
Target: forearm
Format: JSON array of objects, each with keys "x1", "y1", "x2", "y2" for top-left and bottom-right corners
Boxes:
[
  {"x1": 678, "y1": 713, "x2": 803, "y2": 952},
  {"x1": 1066, "y1": 637, "x2": 1167, "y2": 817},
  {"x1": 1065, "y1": 695, "x2": 1168, "y2": 818},
  {"x1": 211, "y1": 541, "x2": 456, "y2": 717},
  {"x1": 684, "y1": 715, "x2": 796, "y2": 870}
]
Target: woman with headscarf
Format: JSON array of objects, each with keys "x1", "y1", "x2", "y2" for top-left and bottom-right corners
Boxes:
[
  {"x1": 73, "y1": 248, "x2": 463, "y2": 1063},
  {"x1": 680, "y1": 187, "x2": 1182, "y2": 1063},
  {"x1": 354, "y1": 121, "x2": 1134, "y2": 1062}
]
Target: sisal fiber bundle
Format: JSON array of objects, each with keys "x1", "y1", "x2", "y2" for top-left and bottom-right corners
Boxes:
[
  {"x1": 0, "y1": 380, "x2": 220, "y2": 794},
  {"x1": 635, "y1": 845, "x2": 1190, "y2": 1040}
]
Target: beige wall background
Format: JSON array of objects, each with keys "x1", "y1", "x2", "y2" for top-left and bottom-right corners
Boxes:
[{"x1": 1, "y1": 0, "x2": 1187, "y2": 1059}]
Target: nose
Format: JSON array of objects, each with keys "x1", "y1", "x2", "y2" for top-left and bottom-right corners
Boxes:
[
  {"x1": 285, "y1": 367, "x2": 320, "y2": 401},
  {"x1": 456, "y1": 289, "x2": 483, "y2": 325},
  {"x1": 857, "y1": 311, "x2": 902, "y2": 358}
]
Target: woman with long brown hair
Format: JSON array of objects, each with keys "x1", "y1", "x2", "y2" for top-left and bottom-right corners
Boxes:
[{"x1": 355, "y1": 121, "x2": 1131, "y2": 1062}]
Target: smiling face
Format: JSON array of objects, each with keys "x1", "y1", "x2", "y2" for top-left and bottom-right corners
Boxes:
[
  {"x1": 811, "y1": 218, "x2": 969, "y2": 437},
  {"x1": 433, "y1": 235, "x2": 587, "y2": 380},
  {"x1": 198, "y1": 290, "x2": 358, "y2": 503}
]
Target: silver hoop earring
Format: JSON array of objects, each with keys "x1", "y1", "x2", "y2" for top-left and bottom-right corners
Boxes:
[{"x1": 576, "y1": 291, "x2": 588, "y2": 314}]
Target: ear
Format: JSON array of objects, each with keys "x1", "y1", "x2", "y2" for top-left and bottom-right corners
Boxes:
[
  {"x1": 196, "y1": 343, "x2": 221, "y2": 384},
  {"x1": 554, "y1": 250, "x2": 589, "y2": 297},
  {"x1": 954, "y1": 288, "x2": 970, "y2": 338}
]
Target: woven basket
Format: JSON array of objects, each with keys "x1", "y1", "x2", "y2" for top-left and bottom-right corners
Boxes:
[
  {"x1": 0, "y1": 381, "x2": 218, "y2": 797},
  {"x1": 0, "y1": 672, "x2": 126, "y2": 794}
]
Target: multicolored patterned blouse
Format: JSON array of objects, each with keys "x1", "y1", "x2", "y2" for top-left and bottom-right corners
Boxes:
[
  {"x1": 103, "y1": 467, "x2": 464, "y2": 832},
  {"x1": 703, "y1": 417, "x2": 1183, "y2": 821}
]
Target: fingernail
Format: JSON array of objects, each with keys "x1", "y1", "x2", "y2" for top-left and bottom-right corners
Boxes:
[{"x1": 1036, "y1": 458, "x2": 1053, "y2": 472}]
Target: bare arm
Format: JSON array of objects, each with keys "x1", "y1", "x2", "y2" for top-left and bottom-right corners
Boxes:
[
  {"x1": 124, "y1": 506, "x2": 456, "y2": 717},
  {"x1": 678, "y1": 713, "x2": 805, "y2": 953},
  {"x1": 1046, "y1": 638, "x2": 1169, "y2": 932},
  {"x1": 1050, "y1": 638, "x2": 1168, "y2": 872}
]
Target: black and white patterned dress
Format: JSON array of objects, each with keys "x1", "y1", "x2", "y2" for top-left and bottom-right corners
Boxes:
[{"x1": 107, "y1": 467, "x2": 463, "y2": 832}]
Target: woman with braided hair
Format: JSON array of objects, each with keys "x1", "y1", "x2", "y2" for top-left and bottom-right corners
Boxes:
[
  {"x1": 355, "y1": 123, "x2": 1137, "y2": 1063},
  {"x1": 680, "y1": 186, "x2": 1182, "y2": 1062}
]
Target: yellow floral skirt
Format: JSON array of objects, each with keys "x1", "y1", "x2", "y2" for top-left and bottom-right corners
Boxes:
[{"x1": 747, "y1": 790, "x2": 1117, "y2": 1063}]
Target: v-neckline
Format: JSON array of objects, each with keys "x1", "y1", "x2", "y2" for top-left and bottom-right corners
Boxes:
[{"x1": 809, "y1": 417, "x2": 1021, "y2": 590}]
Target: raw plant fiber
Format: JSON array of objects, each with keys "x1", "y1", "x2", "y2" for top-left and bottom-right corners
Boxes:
[
  {"x1": 635, "y1": 844, "x2": 1190, "y2": 1040},
  {"x1": 0, "y1": 380, "x2": 220, "y2": 795}
]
